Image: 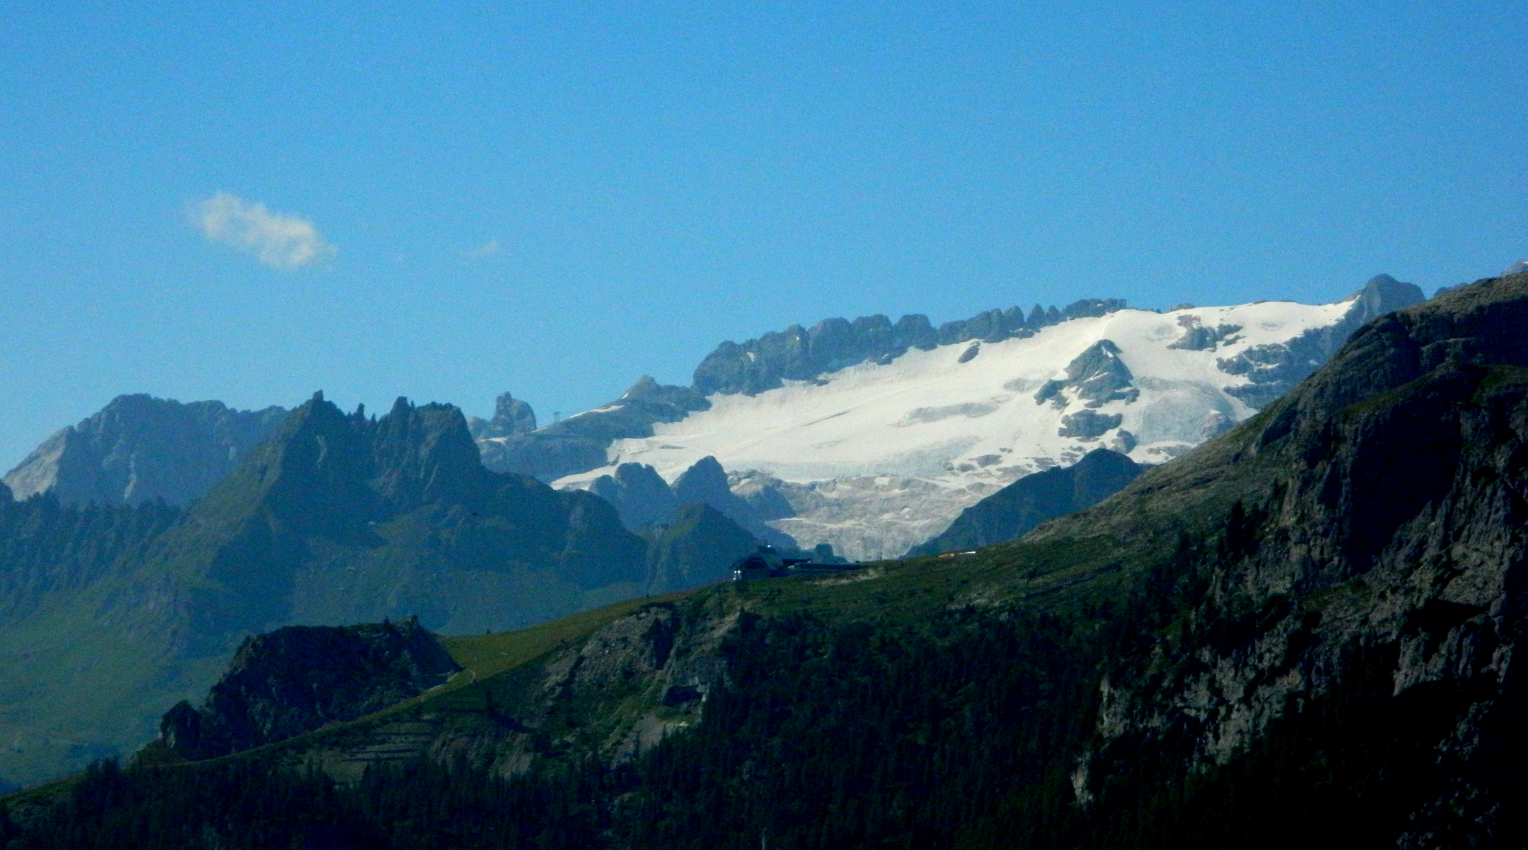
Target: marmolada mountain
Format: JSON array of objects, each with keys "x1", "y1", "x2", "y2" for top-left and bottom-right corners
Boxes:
[{"x1": 5, "y1": 271, "x2": 1528, "y2": 848}]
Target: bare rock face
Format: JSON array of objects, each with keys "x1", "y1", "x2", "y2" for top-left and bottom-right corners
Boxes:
[
  {"x1": 692, "y1": 298, "x2": 1128, "y2": 396},
  {"x1": 156, "y1": 617, "x2": 459, "y2": 761},
  {"x1": 1058, "y1": 410, "x2": 1123, "y2": 440},
  {"x1": 1167, "y1": 314, "x2": 1242, "y2": 351},
  {"x1": 3, "y1": 395, "x2": 287, "y2": 507}
]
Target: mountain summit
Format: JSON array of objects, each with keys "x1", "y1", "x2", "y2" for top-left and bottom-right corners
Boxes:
[{"x1": 3, "y1": 394, "x2": 287, "y2": 507}]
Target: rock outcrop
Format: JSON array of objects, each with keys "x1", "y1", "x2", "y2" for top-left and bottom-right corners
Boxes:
[
  {"x1": 156, "y1": 617, "x2": 459, "y2": 761},
  {"x1": 1217, "y1": 273, "x2": 1424, "y2": 408},
  {"x1": 478, "y1": 377, "x2": 709, "y2": 482},
  {"x1": 467, "y1": 392, "x2": 537, "y2": 439},
  {"x1": 1034, "y1": 339, "x2": 1139, "y2": 408}
]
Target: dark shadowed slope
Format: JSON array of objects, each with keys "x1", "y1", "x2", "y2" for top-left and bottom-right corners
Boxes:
[{"x1": 906, "y1": 447, "x2": 1142, "y2": 557}]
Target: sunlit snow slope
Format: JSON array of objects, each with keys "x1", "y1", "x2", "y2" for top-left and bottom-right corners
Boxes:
[
  {"x1": 560, "y1": 302, "x2": 1332, "y2": 558},
  {"x1": 545, "y1": 279, "x2": 1422, "y2": 560}
]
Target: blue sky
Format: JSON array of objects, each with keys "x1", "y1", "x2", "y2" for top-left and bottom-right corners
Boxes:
[{"x1": 2, "y1": 2, "x2": 1525, "y2": 468}]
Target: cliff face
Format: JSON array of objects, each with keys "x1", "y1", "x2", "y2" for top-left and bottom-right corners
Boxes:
[{"x1": 691, "y1": 298, "x2": 1129, "y2": 396}]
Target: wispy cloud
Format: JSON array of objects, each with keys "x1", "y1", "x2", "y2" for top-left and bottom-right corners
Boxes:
[
  {"x1": 464, "y1": 238, "x2": 501, "y2": 259},
  {"x1": 191, "y1": 192, "x2": 336, "y2": 270}
]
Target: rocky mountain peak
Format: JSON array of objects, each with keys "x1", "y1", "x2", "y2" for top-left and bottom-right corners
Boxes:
[
  {"x1": 2, "y1": 394, "x2": 288, "y2": 507},
  {"x1": 1349, "y1": 273, "x2": 1427, "y2": 326},
  {"x1": 589, "y1": 462, "x2": 680, "y2": 531},
  {"x1": 623, "y1": 375, "x2": 661, "y2": 398},
  {"x1": 643, "y1": 501, "x2": 760, "y2": 593},
  {"x1": 672, "y1": 455, "x2": 729, "y2": 504},
  {"x1": 368, "y1": 397, "x2": 487, "y2": 512},
  {"x1": 468, "y1": 392, "x2": 537, "y2": 439}
]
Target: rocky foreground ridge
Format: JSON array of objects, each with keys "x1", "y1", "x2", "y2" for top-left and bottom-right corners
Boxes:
[{"x1": 154, "y1": 617, "x2": 460, "y2": 762}]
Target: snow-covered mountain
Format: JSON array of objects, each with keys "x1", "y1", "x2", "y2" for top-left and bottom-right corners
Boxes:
[{"x1": 484, "y1": 275, "x2": 1425, "y2": 560}]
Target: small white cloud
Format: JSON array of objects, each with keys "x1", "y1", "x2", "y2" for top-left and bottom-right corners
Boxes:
[
  {"x1": 464, "y1": 238, "x2": 501, "y2": 259},
  {"x1": 191, "y1": 191, "x2": 336, "y2": 270}
]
